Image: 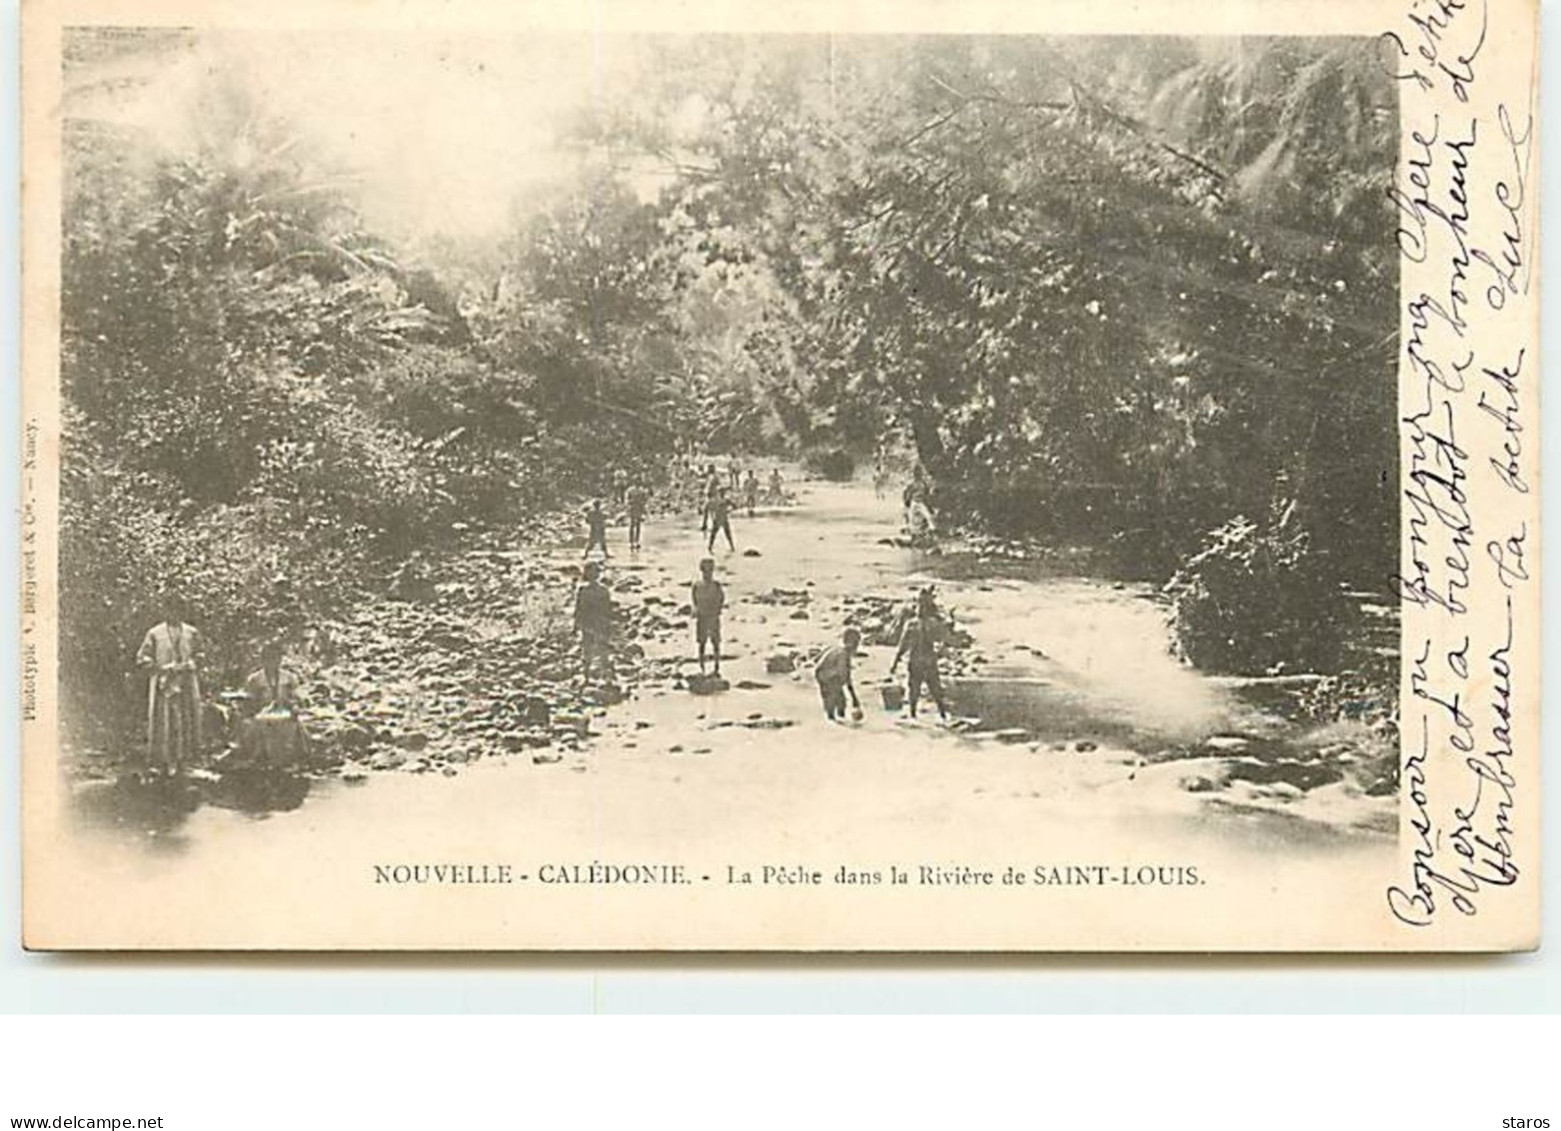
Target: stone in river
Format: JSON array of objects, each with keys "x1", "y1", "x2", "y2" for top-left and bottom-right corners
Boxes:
[
  {"x1": 1179, "y1": 774, "x2": 1219, "y2": 793},
  {"x1": 765, "y1": 654, "x2": 796, "y2": 674},
  {"x1": 532, "y1": 751, "x2": 563, "y2": 765},
  {"x1": 522, "y1": 697, "x2": 551, "y2": 728},
  {"x1": 993, "y1": 728, "x2": 1031, "y2": 744},
  {"x1": 1074, "y1": 740, "x2": 1098, "y2": 753},
  {"x1": 742, "y1": 548, "x2": 761, "y2": 557}
]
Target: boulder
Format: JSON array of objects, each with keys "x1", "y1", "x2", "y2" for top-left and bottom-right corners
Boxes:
[{"x1": 370, "y1": 750, "x2": 407, "y2": 771}]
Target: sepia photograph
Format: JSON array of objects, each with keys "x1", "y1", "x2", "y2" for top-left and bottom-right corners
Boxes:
[{"x1": 19, "y1": 0, "x2": 1540, "y2": 950}]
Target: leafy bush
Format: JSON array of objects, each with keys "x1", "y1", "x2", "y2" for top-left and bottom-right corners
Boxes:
[
  {"x1": 1163, "y1": 504, "x2": 1351, "y2": 674},
  {"x1": 801, "y1": 446, "x2": 856, "y2": 481}
]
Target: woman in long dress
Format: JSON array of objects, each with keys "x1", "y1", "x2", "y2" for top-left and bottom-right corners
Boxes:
[
  {"x1": 135, "y1": 597, "x2": 203, "y2": 774},
  {"x1": 237, "y1": 641, "x2": 308, "y2": 770}
]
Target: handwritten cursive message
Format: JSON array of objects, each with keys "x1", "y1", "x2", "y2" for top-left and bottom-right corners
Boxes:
[{"x1": 1380, "y1": 0, "x2": 1536, "y2": 932}]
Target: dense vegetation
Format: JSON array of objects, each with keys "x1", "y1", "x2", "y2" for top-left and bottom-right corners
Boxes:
[{"x1": 58, "y1": 32, "x2": 1397, "y2": 745}]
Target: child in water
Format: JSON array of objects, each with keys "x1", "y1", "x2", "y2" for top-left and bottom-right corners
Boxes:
[{"x1": 814, "y1": 628, "x2": 863, "y2": 723}]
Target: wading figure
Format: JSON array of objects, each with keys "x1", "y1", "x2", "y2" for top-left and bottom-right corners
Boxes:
[
  {"x1": 626, "y1": 482, "x2": 649, "y2": 552},
  {"x1": 742, "y1": 469, "x2": 760, "y2": 518},
  {"x1": 583, "y1": 498, "x2": 610, "y2": 559},
  {"x1": 706, "y1": 485, "x2": 736, "y2": 553},
  {"x1": 135, "y1": 597, "x2": 204, "y2": 774},
  {"x1": 573, "y1": 561, "x2": 614, "y2": 683},
  {"x1": 890, "y1": 588, "x2": 950, "y2": 721},
  {"x1": 699, "y1": 466, "x2": 720, "y2": 533},
  {"x1": 814, "y1": 627, "x2": 863, "y2": 722},
  {"x1": 690, "y1": 557, "x2": 726, "y2": 677}
]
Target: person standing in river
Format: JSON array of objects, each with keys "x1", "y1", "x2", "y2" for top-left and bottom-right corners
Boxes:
[
  {"x1": 135, "y1": 596, "x2": 204, "y2": 775},
  {"x1": 890, "y1": 588, "x2": 950, "y2": 721},
  {"x1": 690, "y1": 557, "x2": 726, "y2": 678},
  {"x1": 699, "y1": 467, "x2": 720, "y2": 533},
  {"x1": 583, "y1": 498, "x2": 610, "y2": 559},
  {"x1": 573, "y1": 561, "x2": 614, "y2": 683},
  {"x1": 742, "y1": 468, "x2": 760, "y2": 518},
  {"x1": 706, "y1": 484, "x2": 736, "y2": 553},
  {"x1": 626, "y1": 480, "x2": 649, "y2": 552}
]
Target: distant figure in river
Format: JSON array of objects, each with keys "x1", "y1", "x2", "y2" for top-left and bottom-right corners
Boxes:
[
  {"x1": 237, "y1": 641, "x2": 308, "y2": 770},
  {"x1": 727, "y1": 455, "x2": 741, "y2": 492},
  {"x1": 742, "y1": 469, "x2": 760, "y2": 518},
  {"x1": 611, "y1": 467, "x2": 628, "y2": 507},
  {"x1": 626, "y1": 481, "x2": 649, "y2": 552},
  {"x1": 766, "y1": 467, "x2": 785, "y2": 505},
  {"x1": 706, "y1": 485, "x2": 736, "y2": 553},
  {"x1": 573, "y1": 561, "x2": 614, "y2": 682},
  {"x1": 699, "y1": 467, "x2": 721, "y2": 533},
  {"x1": 690, "y1": 557, "x2": 726, "y2": 678},
  {"x1": 583, "y1": 499, "x2": 610, "y2": 559},
  {"x1": 814, "y1": 627, "x2": 863, "y2": 723},
  {"x1": 135, "y1": 597, "x2": 204, "y2": 774},
  {"x1": 873, "y1": 442, "x2": 891, "y2": 499},
  {"x1": 890, "y1": 588, "x2": 950, "y2": 721},
  {"x1": 905, "y1": 497, "x2": 936, "y2": 544}
]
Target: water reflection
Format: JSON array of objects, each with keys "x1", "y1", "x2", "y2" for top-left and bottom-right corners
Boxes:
[
  {"x1": 72, "y1": 763, "x2": 314, "y2": 846},
  {"x1": 203, "y1": 767, "x2": 312, "y2": 816},
  {"x1": 73, "y1": 774, "x2": 202, "y2": 848}
]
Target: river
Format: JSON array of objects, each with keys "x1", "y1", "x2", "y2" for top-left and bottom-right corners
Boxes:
[{"x1": 41, "y1": 473, "x2": 1397, "y2": 949}]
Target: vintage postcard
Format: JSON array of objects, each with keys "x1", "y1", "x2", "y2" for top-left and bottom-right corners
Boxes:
[{"x1": 19, "y1": 0, "x2": 1540, "y2": 950}]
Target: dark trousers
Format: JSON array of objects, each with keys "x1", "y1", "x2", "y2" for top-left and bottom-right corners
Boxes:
[{"x1": 907, "y1": 662, "x2": 946, "y2": 716}]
